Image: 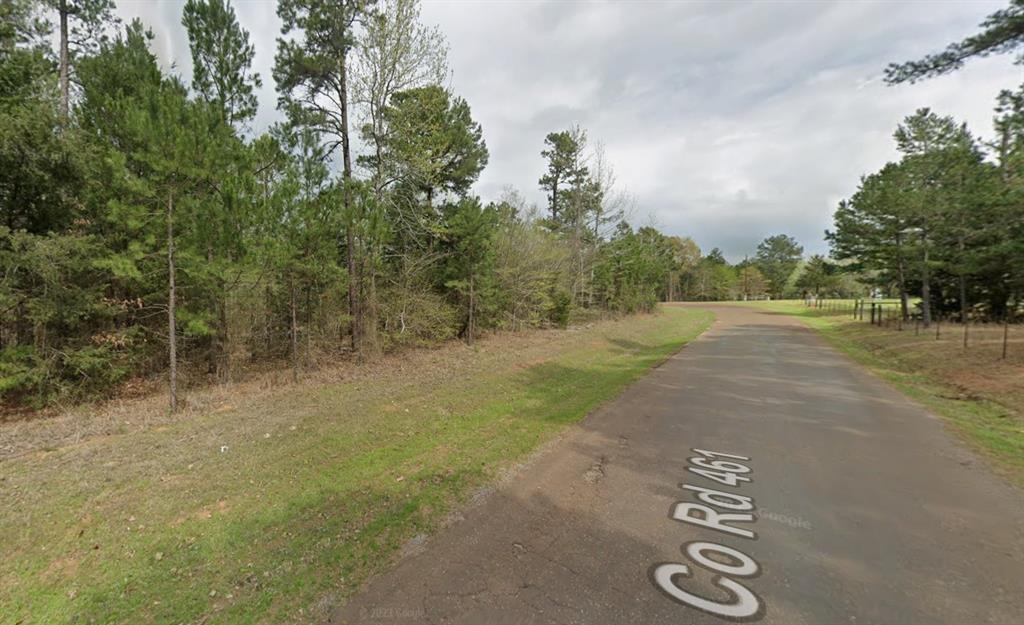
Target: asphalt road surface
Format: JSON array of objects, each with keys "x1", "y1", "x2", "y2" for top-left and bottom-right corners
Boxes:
[{"x1": 330, "y1": 304, "x2": 1023, "y2": 625}]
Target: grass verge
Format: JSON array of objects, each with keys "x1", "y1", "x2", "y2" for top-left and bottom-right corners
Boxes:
[
  {"x1": 0, "y1": 306, "x2": 712, "y2": 625},
  {"x1": 741, "y1": 300, "x2": 1023, "y2": 486}
]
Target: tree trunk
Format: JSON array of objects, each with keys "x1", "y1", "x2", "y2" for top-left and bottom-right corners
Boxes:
[
  {"x1": 58, "y1": 0, "x2": 70, "y2": 122},
  {"x1": 290, "y1": 279, "x2": 299, "y2": 383},
  {"x1": 551, "y1": 176, "x2": 559, "y2": 222},
  {"x1": 208, "y1": 244, "x2": 229, "y2": 382},
  {"x1": 305, "y1": 284, "x2": 312, "y2": 369},
  {"x1": 895, "y1": 230, "x2": 909, "y2": 320},
  {"x1": 345, "y1": 228, "x2": 357, "y2": 350},
  {"x1": 218, "y1": 289, "x2": 229, "y2": 381},
  {"x1": 959, "y1": 260, "x2": 968, "y2": 349},
  {"x1": 340, "y1": 47, "x2": 359, "y2": 355},
  {"x1": 920, "y1": 232, "x2": 932, "y2": 327},
  {"x1": 467, "y1": 274, "x2": 475, "y2": 346},
  {"x1": 958, "y1": 228, "x2": 968, "y2": 347},
  {"x1": 167, "y1": 191, "x2": 178, "y2": 413}
]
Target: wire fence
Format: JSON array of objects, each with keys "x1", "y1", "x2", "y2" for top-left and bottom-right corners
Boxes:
[{"x1": 803, "y1": 298, "x2": 1020, "y2": 361}]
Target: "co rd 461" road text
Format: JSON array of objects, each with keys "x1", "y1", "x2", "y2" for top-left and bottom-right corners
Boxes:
[{"x1": 653, "y1": 448, "x2": 764, "y2": 621}]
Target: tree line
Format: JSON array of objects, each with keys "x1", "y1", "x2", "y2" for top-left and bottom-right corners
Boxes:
[
  {"x1": 828, "y1": 0, "x2": 1024, "y2": 326},
  {"x1": 0, "y1": 0, "x2": 697, "y2": 410}
]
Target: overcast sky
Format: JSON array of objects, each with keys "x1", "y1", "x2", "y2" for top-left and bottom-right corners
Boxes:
[{"x1": 113, "y1": 0, "x2": 1020, "y2": 260}]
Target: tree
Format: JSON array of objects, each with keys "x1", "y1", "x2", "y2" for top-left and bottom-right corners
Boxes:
[
  {"x1": 664, "y1": 235, "x2": 700, "y2": 301},
  {"x1": 795, "y1": 255, "x2": 839, "y2": 297},
  {"x1": 828, "y1": 164, "x2": 916, "y2": 318},
  {"x1": 182, "y1": 0, "x2": 261, "y2": 127},
  {"x1": 76, "y1": 20, "x2": 227, "y2": 411},
  {"x1": 374, "y1": 85, "x2": 487, "y2": 212},
  {"x1": 893, "y1": 108, "x2": 977, "y2": 325},
  {"x1": 538, "y1": 127, "x2": 587, "y2": 224},
  {"x1": 274, "y1": 0, "x2": 372, "y2": 354},
  {"x1": 589, "y1": 142, "x2": 629, "y2": 239},
  {"x1": 491, "y1": 203, "x2": 570, "y2": 330},
  {"x1": 993, "y1": 85, "x2": 1024, "y2": 311},
  {"x1": 885, "y1": 1, "x2": 1024, "y2": 84},
  {"x1": 1, "y1": 1, "x2": 82, "y2": 235},
  {"x1": 755, "y1": 234, "x2": 803, "y2": 298},
  {"x1": 353, "y1": 0, "x2": 448, "y2": 195},
  {"x1": 442, "y1": 197, "x2": 497, "y2": 344},
  {"x1": 180, "y1": 0, "x2": 262, "y2": 377},
  {"x1": 738, "y1": 265, "x2": 768, "y2": 300}
]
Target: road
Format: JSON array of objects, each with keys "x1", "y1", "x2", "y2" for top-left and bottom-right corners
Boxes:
[{"x1": 330, "y1": 304, "x2": 1023, "y2": 625}]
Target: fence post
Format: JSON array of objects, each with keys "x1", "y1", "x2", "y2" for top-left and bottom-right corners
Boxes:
[
  {"x1": 935, "y1": 316, "x2": 941, "y2": 340},
  {"x1": 963, "y1": 317, "x2": 969, "y2": 350},
  {"x1": 870, "y1": 303, "x2": 876, "y2": 325}
]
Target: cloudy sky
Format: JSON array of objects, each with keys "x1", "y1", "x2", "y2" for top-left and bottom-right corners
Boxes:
[{"x1": 113, "y1": 0, "x2": 1020, "y2": 260}]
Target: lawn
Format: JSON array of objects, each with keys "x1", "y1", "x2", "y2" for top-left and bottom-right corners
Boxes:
[
  {"x1": 740, "y1": 300, "x2": 1024, "y2": 486},
  {"x1": 0, "y1": 306, "x2": 712, "y2": 625}
]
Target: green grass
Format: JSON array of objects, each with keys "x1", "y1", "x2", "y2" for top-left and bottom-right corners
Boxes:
[
  {"x1": 740, "y1": 300, "x2": 1023, "y2": 485},
  {"x1": 0, "y1": 307, "x2": 712, "y2": 625}
]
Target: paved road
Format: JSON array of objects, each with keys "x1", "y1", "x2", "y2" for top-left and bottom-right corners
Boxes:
[{"x1": 330, "y1": 305, "x2": 1023, "y2": 625}]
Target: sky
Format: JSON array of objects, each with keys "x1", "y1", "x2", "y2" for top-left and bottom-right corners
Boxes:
[{"x1": 111, "y1": 0, "x2": 1022, "y2": 261}]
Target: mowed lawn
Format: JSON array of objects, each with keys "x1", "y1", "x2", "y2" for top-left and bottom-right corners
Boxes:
[
  {"x1": 0, "y1": 307, "x2": 712, "y2": 625},
  {"x1": 740, "y1": 300, "x2": 1024, "y2": 486}
]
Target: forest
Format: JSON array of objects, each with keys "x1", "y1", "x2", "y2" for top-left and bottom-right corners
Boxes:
[{"x1": 0, "y1": 0, "x2": 749, "y2": 411}]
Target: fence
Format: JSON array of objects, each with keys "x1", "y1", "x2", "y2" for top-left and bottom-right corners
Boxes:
[{"x1": 803, "y1": 298, "x2": 1019, "y2": 361}]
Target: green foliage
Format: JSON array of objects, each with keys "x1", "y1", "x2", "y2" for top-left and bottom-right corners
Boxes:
[
  {"x1": 885, "y1": 0, "x2": 1024, "y2": 84},
  {"x1": 592, "y1": 223, "x2": 674, "y2": 313},
  {"x1": 374, "y1": 85, "x2": 488, "y2": 207},
  {"x1": 0, "y1": 345, "x2": 44, "y2": 400},
  {"x1": 829, "y1": 106, "x2": 1016, "y2": 320},
  {"x1": 755, "y1": 234, "x2": 804, "y2": 298},
  {"x1": 549, "y1": 288, "x2": 572, "y2": 328},
  {"x1": 795, "y1": 255, "x2": 841, "y2": 296},
  {"x1": 0, "y1": 227, "x2": 125, "y2": 403},
  {"x1": 182, "y1": 0, "x2": 261, "y2": 126},
  {"x1": 538, "y1": 127, "x2": 588, "y2": 225}
]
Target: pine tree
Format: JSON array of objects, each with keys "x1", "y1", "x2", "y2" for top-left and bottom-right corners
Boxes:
[
  {"x1": 182, "y1": 0, "x2": 261, "y2": 127},
  {"x1": 274, "y1": 0, "x2": 372, "y2": 354}
]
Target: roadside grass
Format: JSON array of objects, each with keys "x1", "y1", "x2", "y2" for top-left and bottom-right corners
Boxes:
[
  {"x1": 738, "y1": 300, "x2": 1023, "y2": 486},
  {"x1": 0, "y1": 307, "x2": 712, "y2": 625}
]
